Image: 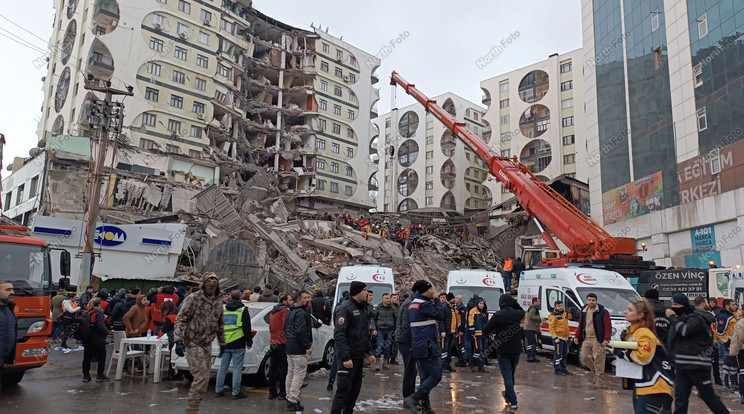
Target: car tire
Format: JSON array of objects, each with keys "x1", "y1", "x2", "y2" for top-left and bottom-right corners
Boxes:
[
  {"x1": 0, "y1": 371, "x2": 24, "y2": 386},
  {"x1": 322, "y1": 341, "x2": 334, "y2": 369},
  {"x1": 257, "y1": 352, "x2": 270, "y2": 387}
]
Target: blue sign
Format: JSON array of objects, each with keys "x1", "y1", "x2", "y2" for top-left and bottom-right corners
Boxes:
[
  {"x1": 684, "y1": 251, "x2": 721, "y2": 268},
  {"x1": 691, "y1": 225, "x2": 716, "y2": 253},
  {"x1": 94, "y1": 225, "x2": 127, "y2": 247}
]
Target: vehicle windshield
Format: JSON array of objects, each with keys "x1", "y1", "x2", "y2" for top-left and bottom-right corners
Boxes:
[
  {"x1": 448, "y1": 287, "x2": 503, "y2": 311},
  {"x1": 0, "y1": 242, "x2": 51, "y2": 295},
  {"x1": 335, "y1": 282, "x2": 393, "y2": 307},
  {"x1": 576, "y1": 287, "x2": 641, "y2": 318}
]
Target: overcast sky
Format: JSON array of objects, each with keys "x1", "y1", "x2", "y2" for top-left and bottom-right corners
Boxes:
[{"x1": 0, "y1": 0, "x2": 582, "y2": 172}]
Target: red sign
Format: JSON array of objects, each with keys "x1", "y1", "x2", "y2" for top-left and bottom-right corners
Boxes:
[
  {"x1": 483, "y1": 278, "x2": 497, "y2": 287},
  {"x1": 576, "y1": 273, "x2": 598, "y2": 285},
  {"x1": 372, "y1": 273, "x2": 385, "y2": 282},
  {"x1": 456, "y1": 277, "x2": 467, "y2": 285},
  {"x1": 345, "y1": 274, "x2": 357, "y2": 280}
]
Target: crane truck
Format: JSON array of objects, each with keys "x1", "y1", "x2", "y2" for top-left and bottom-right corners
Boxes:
[{"x1": 389, "y1": 72, "x2": 657, "y2": 277}]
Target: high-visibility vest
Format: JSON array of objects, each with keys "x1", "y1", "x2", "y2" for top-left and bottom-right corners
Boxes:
[
  {"x1": 223, "y1": 307, "x2": 244, "y2": 344},
  {"x1": 504, "y1": 258, "x2": 514, "y2": 271}
]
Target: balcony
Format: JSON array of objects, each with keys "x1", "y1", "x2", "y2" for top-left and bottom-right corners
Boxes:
[
  {"x1": 482, "y1": 95, "x2": 491, "y2": 105},
  {"x1": 93, "y1": 0, "x2": 119, "y2": 34},
  {"x1": 441, "y1": 203, "x2": 456, "y2": 211},
  {"x1": 441, "y1": 171, "x2": 456, "y2": 179},
  {"x1": 371, "y1": 73, "x2": 379, "y2": 84},
  {"x1": 86, "y1": 42, "x2": 115, "y2": 80}
]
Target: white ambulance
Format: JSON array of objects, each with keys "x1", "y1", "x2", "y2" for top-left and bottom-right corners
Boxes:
[
  {"x1": 516, "y1": 266, "x2": 640, "y2": 354},
  {"x1": 446, "y1": 266, "x2": 505, "y2": 312},
  {"x1": 334, "y1": 262, "x2": 396, "y2": 309}
]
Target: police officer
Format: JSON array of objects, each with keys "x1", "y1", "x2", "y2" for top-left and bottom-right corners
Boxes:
[
  {"x1": 403, "y1": 280, "x2": 444, "y2": 414},
  {"x1": 331, "y1": 281, "x2": 375, "y2": 414},
  {"x1": 396, "y1": 290, "x2": 417, "y2": 399}
]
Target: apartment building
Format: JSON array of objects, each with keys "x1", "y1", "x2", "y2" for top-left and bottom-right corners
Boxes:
[
  {"x1": 582, "y1": 0, "x2": 744, "y2": 267},
  {"x1": 480, "y1": 49, "x2": 587, "y2": 211},
  {"x1": 373, "y1": 94, "x2": 493, "y2": 214},
  {"x1": 37, "y1": 0, "x2": 380, "y2": 212}
]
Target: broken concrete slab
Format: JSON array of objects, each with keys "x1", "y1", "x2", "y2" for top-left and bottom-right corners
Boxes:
[{"x1": 300, "y1": 235, "x2": 364, "y2": 258}]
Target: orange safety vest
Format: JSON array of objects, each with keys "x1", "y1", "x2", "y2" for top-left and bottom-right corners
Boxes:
[{"x1": 504, "y1": 258, "x2": 514, "y2": 272}]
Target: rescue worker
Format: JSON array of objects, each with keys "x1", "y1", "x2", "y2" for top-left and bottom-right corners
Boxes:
[
  {"x1": 574, "y1": 292, "x2": 612, "y2": 388},
  {"x1": 454, "y1": 295, "x2": 469, "y2": 367},
  {"x1": 395, "y1": 289, "x2": 417, "y2": 399},
  {"x1": 468, "y1": 298, "x2": 489, "y2": 372},
  {"x1": 612, "y1": 299, "x2": 674, "y2": 413},
  {"x1": 549, "y1": 300, "x2": 572, "y2": 376},
  {"x1": 438, "y1": 292, "x2": 458, "y2": 373},
  {"x1": 403, "y1": 280, "x2": 444, "y2": 414},
  {"x1": 502, "y1": 257, "x2": 514, "y2": 291},
  {"x1": 331, "y1": 281, "x2": 375, "y2": 414},
  {"x1": 269, "y1": 294, "x2": 293, "y2": 400},
  {"x1": 524, "y1": 297, "x2": 542, "y2": 362},
  {"x1": 717, "y1": 298, "x2": 739, "y2": 392},
  {"x1": 174, "y1": 273, "x2": 225, "y2": 414},
  {"x1": 0, "y1": 281, "x2": 17, "y2": 394},
  {"x1": 215, "y1": 290, "x2": 252, "y2": 399}
]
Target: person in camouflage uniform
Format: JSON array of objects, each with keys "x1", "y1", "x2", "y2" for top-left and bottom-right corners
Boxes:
[{"x1": 174, "y1": 273, "x2": 225, "y2": 413}]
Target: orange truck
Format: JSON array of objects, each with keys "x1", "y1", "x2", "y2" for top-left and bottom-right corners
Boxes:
[{"x1": 0, "y1": 223, "x2": 70, "y2": 386}]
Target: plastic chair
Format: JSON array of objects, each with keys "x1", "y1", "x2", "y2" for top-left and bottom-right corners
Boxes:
[{"x1": 106, "y1": 331, "x2": 146, "y2": 377}]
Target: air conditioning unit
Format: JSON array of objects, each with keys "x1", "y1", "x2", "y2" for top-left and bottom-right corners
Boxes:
[
  {"x1": 179, "y1": 31, "x2": 188, "y2": 39},
  {"x1": 203, "y1": 19, "x2": 211, "y2": 26},
  {"x1": 343, "y1": 75, "x2": 350, "y2": 82},
  {"x1": 154, "y1": 23, "x2": 163, "y2": 30},
  {"x1": 111, "y1": 19, "x2": 118, "y2": 28},
  {"x1": 197, "y1": 113, "x2": 205, "y2": 120}
]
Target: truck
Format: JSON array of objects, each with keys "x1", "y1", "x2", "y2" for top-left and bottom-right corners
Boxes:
[
  {"x1": 636, "y1": 267, "x2": 738, "y2": 306},
  {"x1": 0, "y1": 222, "x2": 70, "y2": 386}
]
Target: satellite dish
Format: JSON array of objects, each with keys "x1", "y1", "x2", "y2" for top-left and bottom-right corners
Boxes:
[{"x1": 29, "y1": 148, "x2": 41, "y2": 157}]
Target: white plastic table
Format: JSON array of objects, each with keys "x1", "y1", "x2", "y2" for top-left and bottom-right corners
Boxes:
[{"x1": 114, "y1": 335, "x2": 168, "y2": 383}]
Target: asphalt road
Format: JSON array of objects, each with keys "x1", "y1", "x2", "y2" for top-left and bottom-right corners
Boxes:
[{"x1": 2, "y1": 345, "x2": 743, "y2": 413}]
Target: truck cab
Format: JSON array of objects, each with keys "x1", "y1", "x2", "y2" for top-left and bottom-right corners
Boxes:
[
  {"x1": 334, "y1": 262, "x2": 395, "y2": 309},
  {"x1": 728, "y1": 268, "x2": 744, "y2": 303},
  {"x1": 517, "y1": 267, "x2": 640, "y2": 354},
  {"x1": 446, "y1": 266, "x2": 504, "y2": 313}
]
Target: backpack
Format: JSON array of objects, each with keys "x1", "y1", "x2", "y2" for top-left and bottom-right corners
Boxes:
[{"x1": 73, "y1": 311, "x2": 94, "y2": 341}]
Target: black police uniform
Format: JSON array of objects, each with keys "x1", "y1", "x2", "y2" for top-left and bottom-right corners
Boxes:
[{"x1": 331, "y1": 297, "x2": 371, "y2": 414}]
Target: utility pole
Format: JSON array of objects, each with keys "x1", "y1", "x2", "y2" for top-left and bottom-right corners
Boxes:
[{"x1": 79, "y1": 78, "x2": 133, "y2": 288}]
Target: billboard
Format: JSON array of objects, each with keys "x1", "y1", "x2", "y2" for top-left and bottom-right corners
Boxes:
[
  {"x1": 601, "y1": 171, "x2": 664, "y2": 224},
  {"x1": 637, "y1": 268, "x2": 708, "y2": 302}
]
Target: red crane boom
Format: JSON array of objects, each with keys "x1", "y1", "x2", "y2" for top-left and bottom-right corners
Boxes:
[{"x1": 390, "y1": 71, "x2": 638, "y2": 265}]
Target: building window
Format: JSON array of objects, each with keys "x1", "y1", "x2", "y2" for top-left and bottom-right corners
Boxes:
[
  {"x1": 167, "y1": 119, "x2": 181, "y2": 133},
  {"x1": 200, "y1": 9, "x2": 211, "y2": 22},
  {"x1": 320, "y1": 80, "x2": 328, "y2": 91},
  {"x1": 654, "y1": 47, "x2": 662, "y2": 70},
  {"x1": 194, "y1": 77, "x2": 207, "y2": 91},
  {"x1": 170, "y1": 95, "x2": 183, "y2": 108},
  {"x1": 697, "y1": 107, "x2": 707, "y2": 131},
  {"x1": 347, "y1": 110, "x2": 355, "y2": 120},
  {"x1": 336, "y1": 49, "x2": 343, "y2": 60},
  {"x1": 385, "y1": 119, "x2": 391, "y2": 128},
  {"x1": 333, "y1": 104, "x2": 341, "y2": 115},
  {"x1": 693, "y1": 64, "x2": 703, "y2": 87},
  {"x1": 426, "y1": 150, "x2": 433, "y2": 159},
  {"x1": 177, "y1": 22, "x2": 189, "y2": 36},
  {"x1": 426, "y1": 165, "x2": 433, "y2": 174},
  {"x1": 500, "y1": 115, "x2": 510, "y2": 125},
  {"x1": 350, "y1": 56, "x2": 357, "y2": 66},
  {"x1": 150, "y1": 37, "x2": 164, "y2": 51},
  {"x1": 316, "y1": 139, "x2": 326, "y2": 150},
  {"x1": 178, "y1": 0, "x2": 190, "y2": 14},
  {"x1": 346, "y1": 128, "x2": 354, "y2": 138},
  {"x1": 166, "y1": 144, "x2": 180, "y2": 154},
  {"x1": 319, "y1": 99, "x2": 327, "y2": 110},
  {"x1": 561, "y1": 98, "x2": 573, "y2": 109},
  {"x1": 217, "y1": 63, "x2": 230, "y2": 77},
  {"x1": 190, "y1": 125, "x2": 202, "y2": 137},
  {"x1": 560, "y1": 62, "x2": 572, "y2": 73},
  {"x1": 219, "y1": 18, "x2": 233, "y2": 34},
  {"x1": 562, "y1": 116, "x2": 574, "y2": 127},
  {"x1": 426, "y1": 121, "x2": 434, "y2": 129},
  {"x1": 145, "y1": 87, "x2": 159, "y2": 101},
  {"x1": 320, "y1": 61, "x2": 329, "y2": 71},
  {"x1": 322, "y1": 43, "x2": 329, "y2": 53},
  {"x1": 335, "y1": 67, "x2": 343, "y2": 78},
  {"x1": 198, "y1": 31, "x2": 210, "y2": 45},
  {"x1": 196, "y1": 54, "x2": 208, "y2": 68},
  {"x1": 500, "y1": 133, "x2": 510, "y2": 142},
  {"x1": 330, "y1": 182, "x2": 339, "y2": 193},
  {"x1": 316, "y1": 179, "x2": 325, "y2": 190},
  {"x1": 316, "y1": 158, "x2": 325, "y2": 169},
  {"x1": 140, "y1": 138, "x2": 155, "y2": 149},
  {"x1": 334, "y1": 85, "x2": 342, "y2": 97},
  {"x1": 348, "y1": 73, "x2": 356, "y2": 83},
  {"x1": 172, "y1": 70, "x2": 185, "y2": 84},
  {"x1": 425, "y1": 181, "x2": 433, "y2": 190},
  {"x1": 28, "y1": 176, "x2": 39, "y2": 198},
  {"x1": 317, "y1": 119, "x2": 326, "y2": 131},
  {"x1": 466, "y1": 183, "x2": 471, "y2": 191},
  {"x1": 147, "y1": 62, "x2": 161, "y2": 76},
  {"x1": 332, "y1": 124, "x2": 341, "y2": 134},
  {"x1": 189, "y1": 149, "x2": 201, "y2": 158},
  {"x1": 152, "y1": 14, "x2": 165, "y2": 26},
  {"x1": 142, "y1": 112, "x2": 156, "y2": 126},
  {"x1": 499, "y1": 99, "x2": 509, "y2": 108},
  {"x1": 174, "y1": 46, "x2": 187, "y2": 60},
  {"x1": 192, "y1": 101, "x2": 204, "y2": 114},
  {"x1": 331, "y1": 143, "x2": 339, "y2": 153},
  {"x1": 330, "y1": 162, "x2": 339, "y2": 173},
  {"x1": 697, "y1": 13, "x2": 707, "y2": 39},
  {"x1": 499, "y1": 82, "x2": 509, "y2": 92},
  {"x1": 562, "y1": 135, "x2": 575, "y2": 145},
  {"x1": 345, "y1": 166, "x2": 352, "y2": 177},
  {"x1": 560, "y1": 80, "x2": 573, "y2": 91},
  {"x1": 501, "y1": 149, "x2": 510, "y2": 157},
  {"x1": 344, "y1": 185, "x2": 353, "y2": 196},
  {"x1": 14, "y1": 184, "x2": 24, "y2": 205},
  {"x1": 564, "y1": 154, "x2": 575, "y2": 164},
  {"x1": 651, "y1": 9, "x2": 660, "y2": 32},
  {"x1": 346, "y1": 147, "x2": 353, "y2": 157}
]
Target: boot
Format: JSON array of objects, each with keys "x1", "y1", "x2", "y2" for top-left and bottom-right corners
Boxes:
[
  {"x1": 375, "y1": 360, "x2": 382, "y2": 371},
  {"x1": 382, "y1": 360, "x2": 389, "y2": 370},
  {"x1": 403, "y1": 393, "x2": 422, "y2": 413}
]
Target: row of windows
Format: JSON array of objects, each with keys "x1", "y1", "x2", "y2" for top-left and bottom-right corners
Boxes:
[
  {"x1": 139, "y1": 136, "x2": 202, "y2": 158},
  {"x1": 315, "y1": 159, "x2": 354, "y2": 177},
  {"x1": 317, "y1": 99, "x2": 356, "y2": 121},
  {"x1": 318, "y1": 80, "x2": 356, "y2": 102},
  {"x1": 149, "y1": 37, "x2": 210, "y2": 69},
  {"x1": 315, "y1": 138, "x2": 355, "y2": 157},
  {"x1": 141, "y1": 112, "x2": 203, "y2": 138},
  {"x1": 319, "y1": 61, "x2": 356, "y2": 82},
  {"x1": 319, "y1": 42, "x2": 358, "y2": 67},
  {"x1": 1, "y1": 176, "x2": 40, "y2": 211},
  {"x1": 315, "y1": 180, "x2": 354, "y2": 195},
  {"x1": 144, "y1": 87, "x2": 205, "y2": 114}
]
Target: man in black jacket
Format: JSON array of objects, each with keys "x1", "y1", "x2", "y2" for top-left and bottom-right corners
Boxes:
[
  {"x1": 395, "y1": 292, "x2": 417, "y2": 399},
  {"x1": 643, "y1": 289, "x2": 669, "y2": 346},
  {"x1": 0, "y1": 281, "x2": 17, "y2": 394},
  {"x1": 483, "y1": 294, "x2": 525, "y2": 412},
  {"x1": 284, "y1": 291, "x2": 312, "y2": 411},
  {"x1": 331, "y1": 282, "x2": 375, "y2": 414},
  {"x1": 666, "y1": 293, "x2": 729, "y2": 414},
  {"x1": 310, "y1": 290, "x2": 329, "y2": 325},
  {"x1": 215, "y1": 290, "x2": 252, "y2": 399}
]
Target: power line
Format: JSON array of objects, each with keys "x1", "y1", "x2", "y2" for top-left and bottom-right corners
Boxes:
[
  {"x1": 0, "y1": 27, "x2": 48, "y2": 55},
  {"x1": 0, "y1": 14, "x2": 52, "y2": 45}
]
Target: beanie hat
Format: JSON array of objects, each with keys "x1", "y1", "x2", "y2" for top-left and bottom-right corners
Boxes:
[
  {"x1": 412, "y1": 280, "x2": 432, "y2": 294},
  {"x1": 671, "y1": 293, "x2": 690, "y2": 307},
  {"x1": 643, "y1": 289, "x2": 660, "y2": 300},
  {"x1": 349, "y1": 281, "x2": 367, "y2": 297},
  {"x1": 446, "y1": 292, "x2": 455, "y2": 301}
]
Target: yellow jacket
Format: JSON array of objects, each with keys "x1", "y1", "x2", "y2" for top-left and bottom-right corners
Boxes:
[
  {"x1": 548, "y1": 312, "x2": 570, "y2": 341},
  {"x1": 622, "y1": 324, "x2": 673, "y2": 397},
  {"x1": 717, "y1": 313, "x2": 737, "y2": 343}
]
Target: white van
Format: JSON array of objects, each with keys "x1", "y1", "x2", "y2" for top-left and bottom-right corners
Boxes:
[
  {"x1": 334, "y1": 262, "x2": 395, "y2": 308},
  {"x1": 517, "y1": 267, "x2": 640, "y2": 353},
  {"x1": 446, "y1": 266, "x2": 505, "y2": 312},
  {"x1": 729, "y1": 269, "x2": 744, "y2": 303}
]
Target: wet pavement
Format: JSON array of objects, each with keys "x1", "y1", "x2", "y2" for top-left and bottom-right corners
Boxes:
[{"x1": 3, "y1": 345, "x2": 743, "y2": 413}]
